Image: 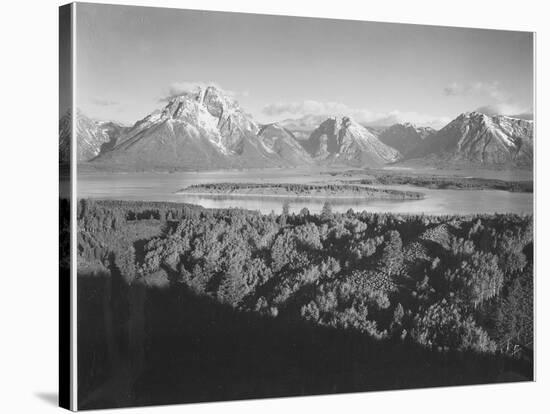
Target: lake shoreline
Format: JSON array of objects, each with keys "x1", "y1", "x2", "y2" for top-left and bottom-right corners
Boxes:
[{"x1": 73, "y1": 168, "x2": 533, "y2": 216}]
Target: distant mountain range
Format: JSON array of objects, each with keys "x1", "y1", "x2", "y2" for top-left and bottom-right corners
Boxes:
[
  {"x1": 278, "y1": 115, "x2": 328, "y2": 140},
  {"x1": 257, "y1": 123, "x2": 313, "y2": 165},
  {"x1": 60, "y1": 86, "x2": 533, "y2": 170},
  {"x1": 375, "y1": 123, "x2": 436, "y2": 157},
  {"x1": 59, "y1": 110, "x2": 128, "y2": 163},
  {"x1": 301, "y1": 116, "x2": 400, "y2": 167}
]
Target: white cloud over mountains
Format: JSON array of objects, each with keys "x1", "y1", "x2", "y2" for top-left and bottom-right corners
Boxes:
[
  {"x1": 263, "y1": 100, "x2": 352, "y2": 118},
  {"x1": 262, "y1": 100, "x2": 450, "y2": 128},
  {"x1": 443, "y1": 81, "x2": 507, "y2": 101},
  {"x1": 161, "y1": 81, "x2": 250, "y2": 102},
  {"x1": 444, "y1": 81, "x2": 532, "y2": 119},
  {"x1": 161, "y1": 81, "x2": 225, "y2": 101},
  {"x1": 161, "y1": 81, "x2": 252, "y2": 102},
  {"x1": 155, "y1": 81, "x2": 532, "y2": 129},
  {"x1": 475, "y1": 103, "x2": 533, "y2": 120}
]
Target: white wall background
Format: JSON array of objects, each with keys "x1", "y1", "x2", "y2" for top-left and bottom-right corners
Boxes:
[{"x1": 0, "y1": 0, "x2": 546, "y2": 412}]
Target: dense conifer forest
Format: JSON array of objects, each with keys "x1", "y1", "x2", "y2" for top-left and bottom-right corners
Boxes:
[
  {"x1": 350, "y1": 175, "x2": 533, "y2": 192},
  {"x1": 73, "y1": 199, "x2": 533, "y2": 408},
  {"x1": 322, "y1": 169, "x2": 533, "y2": 192},
  {"x1": 178, "y1": 182, "x2": 424, "y2": 199}
]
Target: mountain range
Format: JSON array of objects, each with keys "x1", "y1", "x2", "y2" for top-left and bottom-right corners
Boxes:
[
  {"x1": 59, "y1": 110, "x2": 128, "y2": 163},
  {"x1": 61, "y1": 86, "x2": 533, "y2": 170},
  {"x1": 375, "y1": 123, "x2": 436, "y2": 157},
  {"x1": 301, "y1": 116, "x2": 400, "y2": 166},
  {"x1": 88, "y1": 86, "x2": 324, "y2": 170}
]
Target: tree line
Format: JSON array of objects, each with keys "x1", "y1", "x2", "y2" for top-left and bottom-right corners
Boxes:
[
  {"x1": 179, "y1": 182, "x2": 424, "y2": 199},
  {"x1": 348, "y1": 173, "x2": 533, "y2": 193}
]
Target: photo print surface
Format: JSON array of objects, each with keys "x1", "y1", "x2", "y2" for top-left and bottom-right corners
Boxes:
[{"x1": 60, "y1": 2, "x2": 534, "y2": 410}]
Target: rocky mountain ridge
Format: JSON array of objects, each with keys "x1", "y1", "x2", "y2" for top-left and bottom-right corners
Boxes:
[{"x1": 62, "y1": 87, "x2": 534, "y2": 170}]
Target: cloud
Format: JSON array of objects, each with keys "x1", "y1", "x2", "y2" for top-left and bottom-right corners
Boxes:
[
  {"x1": 262, "y1": 100, "x2": 449, "y2": 128},
  {"x1": 166, "y1": 81, "x2": 224, "y2": 98},
  {"x1": 161, "y1": 81, "x2": 249, "y2": 102},
  {"x1": 444, "y1": 81, "x2": 533, "y2": 120},
  {"x1": 443, "y1": 81, "x2": 507, "y2": 101},
  {"x1": 91, "y1": 98, "x2": 119, "y2": 106},
  {"x1": 475, "y1": 103, "x2": 533, "y2": 119},
  {"x1": 364, "y1": 111, "x2": 452, "y2": 129},
  {"x1": 263, "y1": 100, "x2": 354, "y2": 117}
]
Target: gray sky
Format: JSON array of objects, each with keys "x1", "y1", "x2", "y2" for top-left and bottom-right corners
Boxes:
[{"x1": 75, "y1": 3, "x2": 533, "y2": 128}]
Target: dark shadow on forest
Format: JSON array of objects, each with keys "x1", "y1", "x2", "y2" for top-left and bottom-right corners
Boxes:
[{"x1": 77, "y1": 272, "x2": 532, "y2": 411}]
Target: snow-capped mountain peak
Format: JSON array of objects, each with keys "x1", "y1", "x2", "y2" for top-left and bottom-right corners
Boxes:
[
  {"x1": 302, "y1": 115, "x2": 401, "y2": 167},
  {"x1": 406, "y1": 112, "x2": 533, "y2": 166},
  {"x1": 59, "y1": 109, "x2": 128, "y2": 163},
  {"x1": 128, "y1": 85, "x2": 258, "y2": 155},
  {"x1": 90, "y1": 86, "x2": 315, "y2": 170}
]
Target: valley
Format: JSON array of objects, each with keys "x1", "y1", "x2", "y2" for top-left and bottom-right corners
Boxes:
[{"x1": 62, "y1": 75, "x2": 533, "y2": 217}]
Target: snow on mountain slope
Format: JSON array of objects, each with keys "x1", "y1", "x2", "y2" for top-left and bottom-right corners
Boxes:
[
  {"x1": 257, "y1": 123, "x2": 313, "y2": 165},
  {"x1": 378, "y1": 122, "x2": 436, "y2": 157},
  {"x1": 406, "y1": 112, "x2": 533, "y2": 167},
  {"x1": 59, "y1": 110, "x2": 128, "y2": 163},
  {"x1": 64, "y1": 92, "x2": 533, "y2": 172},
  {"x1": 302, "y1": 116, "x2": 401, "y2": 167},
  {"x1": 93, "y1": 86, "x2": 310, "y2": 170}
]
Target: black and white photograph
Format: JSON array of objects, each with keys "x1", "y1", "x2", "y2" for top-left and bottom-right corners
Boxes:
[{"x1": 57, "y1": 1, "x2": 537, "y2": 411}]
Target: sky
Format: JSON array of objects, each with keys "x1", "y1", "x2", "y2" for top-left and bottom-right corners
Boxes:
[{"x1": 74, "y1": 3, "x2": 534, "y2": 128}]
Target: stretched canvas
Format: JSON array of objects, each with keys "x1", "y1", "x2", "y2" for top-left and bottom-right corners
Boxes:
[{"x1": 59, "y1": 2, "x2": 535, "y2": 410}]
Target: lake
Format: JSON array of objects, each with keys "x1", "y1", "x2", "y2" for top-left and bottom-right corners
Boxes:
[{"x1": 75, "y1": 167, "x2": 533, "y2": 215}]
